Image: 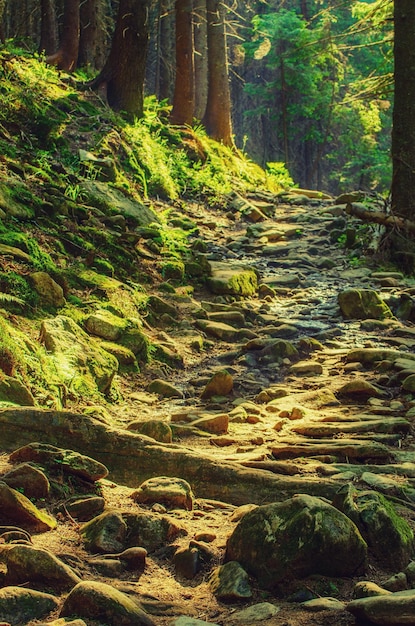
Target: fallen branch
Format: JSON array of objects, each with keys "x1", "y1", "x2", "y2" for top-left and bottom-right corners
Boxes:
[{"x1": 346, "y1": 202, "x2": 415, "y2": 233}]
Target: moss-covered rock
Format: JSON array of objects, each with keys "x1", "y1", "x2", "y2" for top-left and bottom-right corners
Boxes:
[
  {"x1": 0, "y1": 374, "x2": 35, "y2": 406},
  {"x1": 81, "y1": 180, "x2": 159, "y2": 226},
  {"x1": 207, "y1": 261, "x2": 258, "y2": 297},
  {"x1": 225, "y1": 494, "x2": 367, "y2": 589},
  {"x1": 84, "y1": 309, "x2": 129, "y2": 341},
  {"x1": 338, "y1": 289, "x2": 393, "y2": 320},
  {"x1": 39, "y1": 315, "x2": 118, "y2": 398},
  {"x1": 29, "y1": 271, "x2": 65, "y2": 308}
]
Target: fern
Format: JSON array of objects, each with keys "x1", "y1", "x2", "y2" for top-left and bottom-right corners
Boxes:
[{"x1": 0, "y1": 292, "x2": 25, "y2": 306}]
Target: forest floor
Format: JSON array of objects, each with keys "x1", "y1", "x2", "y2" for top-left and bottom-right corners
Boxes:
[{"x1": 3, "y1": 191, "x2": 415, "y2": 626}]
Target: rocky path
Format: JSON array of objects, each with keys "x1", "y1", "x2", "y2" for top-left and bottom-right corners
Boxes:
[{"x1": 2, "y1": 190, "x2": 415, "y2": 626}]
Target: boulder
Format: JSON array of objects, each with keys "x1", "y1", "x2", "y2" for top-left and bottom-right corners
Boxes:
[
  {"x1": 64, "y1": 496, "x2": 105, "y2": 521},
  {"x1": 81, "y1": 511, "x2": 127, "y2": 554},
  {"x1": 84, "y1": 310, "x2": 128, "y2": 341},
  {"x1": 338, "y1": 289, "x2": 393, "y2": 319},
  {"x1": 225, "y1": 494, "x2": 367, "y2": 589},
  {"x1": 60, "y1": 580, "x2": 155, "y2": 626},
  {"x1": 146, "y1": 379, "x2": 183, "y2": 399},
  {"x1": 333, "y1": 485, "x2": 414, "y2": 569},
  {"x1": 0, "y1": 586, "x2": 59, "y2": 625},
  {"x1": 207, "y1": 261, "x2": 258, "y2": 297}
]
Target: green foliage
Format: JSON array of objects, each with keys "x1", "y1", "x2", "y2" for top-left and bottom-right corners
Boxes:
[{"x1": 0, "y1": 271, "x2": 39, "y2": 309}]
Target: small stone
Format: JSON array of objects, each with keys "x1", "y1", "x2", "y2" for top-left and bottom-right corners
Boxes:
[
  {"x1": 302, "y1": 597, "x2": 346, "y2": 611},
  {"x1": 174, "y1": 546, "x2": 200, "y2": 579},
  {"x1": 126, "y1": 420, "x2": 173, "y2": 443},
  {"x1": 201, "y1": 370, "x2": 233, "y2": 399},
  {"x1": 383, "y1": 572, "x2": 408, "y2": 592},
  {"x1": 131, "y1": 476, "x2": 194, "y2": 511},
  {"x1": 353, "y1": 581, "x2": 392, "y2": 599},
  {"x1": 64, "y1": 496, "x2": 105, "y2": 522},
  {"x1": 230, "y1": 602, "x2": 280, "y2": 622},
  {"x1": 191, "y1": 413, "x2": 229, "y2": 434},
  {"x1": 209, "y1": 561, "x2": 252, "y2": 600},
  {"x1": 147, "y1": 379, "x2": 184, "y2": 399}
]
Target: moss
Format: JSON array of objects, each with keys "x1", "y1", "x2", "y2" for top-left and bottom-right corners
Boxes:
[
  {"x1": 0, "y1": 272, "x2": 39, "y2": 310},
  {"x1": 161, "y1": 259, "x2": 185, "y2": 282}
]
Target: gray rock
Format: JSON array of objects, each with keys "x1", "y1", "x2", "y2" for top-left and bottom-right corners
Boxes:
[
  {"x1": 302, "y1": 597, "x2": 346, "y2": 612},
  {"x1": 0, "y1": 376, "x2": 35, "y2": 406},
  {"x1": 81, "y1": 511, "x2": 127, "y2": 554},
  {"x1": 174, "y1": 546, "x2": 200, "y2": 579},
  {"x1": 2, "y1": 463, "x2": 50, "y2": 499},
  {"x1": 209, "y1": 561, "x2": 252, "y2": 600},
  {"x1": 338, "y1": 289, "x2": 393, "y2": 319},
  {"x1": 126, "y1": 420, "x2": 173, "y2": 443},
  {"x1": 207, "y1": 261, "x2": 258, "y2": 297},
  {"x1": 64, "y1": 496, "x2": 105, "y2": 522},
  {"x1": 173, "y1": 618, "x2": 219, "y2": 626},
  {"x1": 383, "y1": 572, "x2": 408, "y2": 592},
  {"x1": 84, "y1": 310, "x2": 128, "y2": 341},
  {"x1": 60, "y1": 580, "x2": 155, "y2": 625},
  {"x1": 0, "y1": 586, "x2": 59, "y2": 625},
  {"x1": 225, "y1": 495, "x2": 367, "y2": 589},
  {"x1": 229, "y1": 602, "x2": 279, "y2": 622},
  {"x1": 147, "y1": 379, "x2": 184, "y2": 399}
]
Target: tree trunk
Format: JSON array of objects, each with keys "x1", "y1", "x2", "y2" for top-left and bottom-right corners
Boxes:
[
  {"x1": 86, "y1": 0, "x2": 150, "y2": 119},
  {"x1": 78, "y1": 0, "x2": 106, "y2": 70},
  {"x1": 39, "y1": 0, "x2": 58, "y2": 54},
  {"x1": 193, "y1": 0, "x2": 208, "y2": 120},
  {"x1": 388, "y1": 1, "x2": 415, "y2": 271},
  {"x1": 46, "y1": 0, "x2": 80, "y2": 71},
  {"x1": 203, "y1": 0, "x2": 233, "y2": 146},
  {"x1": 155, "y1": 0, "x2": 174, "y2": 101},
  {"x1": 170, "y1": 0, "x2": 195, "y2": 125}
]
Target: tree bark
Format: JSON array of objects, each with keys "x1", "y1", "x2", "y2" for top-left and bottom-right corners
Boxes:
[
  {"x1": 170, "y1": 0, "x2": 195, "y2": 125},
  {"x1": 85, "y1": 0, "x2": 150, "y2": 119},
  {"x1": 193, "y1": 0, "x2": 208, "y2": 120},
  {"x1": 203, "y1": 0, "x2": 233, "y2": 146},
  {"x1": 46, "y1": 0, "x2": 80, "y2": 72},
  {"x1": 346, "y1": 202, "x2": 415, "y2": 233},
  {"x1": 78, "y1": 0, "x2": 106, "y2": 70},
  {"x1": 155, "y1": 0, "x2": 174, "y2": 101},
  {"x1": 39, "y1": 0, "x2": 58, "y2": 55}
]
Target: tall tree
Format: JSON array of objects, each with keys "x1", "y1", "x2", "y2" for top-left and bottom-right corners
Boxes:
[
  {"x1": 46, "y1": 0, "x2": 80, "y2": 71},
  {"x1": 170, "y1": 0, "x2": 195, "y2": 125},
  {"x1": 193, "y1": 0, "x2": 208, "y2": 119},
  {"x1": 86, "y1": 0, "x2": 150, "y2": 118},
  {"x1": 203, "y1": 0, "x2": 233, "y2": 146},
  {"x1": 155, "y1": 0, "x2": 175, "y2": 101}
]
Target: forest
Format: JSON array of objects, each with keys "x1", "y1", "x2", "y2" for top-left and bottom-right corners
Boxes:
[{"x1": 0, "y1": 0, "x2": 394, "y2": 195}]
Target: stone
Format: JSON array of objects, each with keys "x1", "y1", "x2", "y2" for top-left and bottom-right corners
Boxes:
[
  {"x1": 191, "y1": 413, "x2": 229, "y2": 434},
  {"x1": 383, "y1": 572, "x2": 408, "y2": 592},
  {"x1": 346, "y1": 348, "x2": 415, "y2": 365},
  {"x1": 81, "y1": 180, "x2": 159, "y2": 225},
  {"x1": 209, "y1": 561, "x2": 252, "y2": 600},
  {"x1": 347, "y1": 590, "x2": 415, "y2": 625},
  {"x1": 121, "y1": 511, "x2": 184, "y2": 552},
  {"x1": 333, "y1": 485, "x2": 414, "y2": 570},
  {"x1": 0, "y1": 481, "x2": 56, "y2": 532},
  {"x1": 81, "y1": 511, "x2": 127, "y2": 554},
  {"x1": 64, "y1": 496, "x2": 105, "y2": 521},
  {"x1": 147, "y1": 295, "x2": 179, "y2": 319},
  {"x1": 207, "y1": 261, "x2": 258, "y2": 297},
  {"x1": 84, "y1": 310, "x2": 128, "y2": 341},
  {"x1": 225, "y1": 494, "x2": 367, "y2": 589},
  {"x1": 200, "y1": 370, "x2": 234, "y2": 399},
  {"x1": 29, "y1": 272, "x2": 65, "y2": 308},
  {"x1": 206, "y1": 311, "x2": 245, "y2": 328},
  {"x1": 10, "y1": 443, "x2": 108, "y2": 481},
  {"x1": 147, "y1": 379, "x2": 184, "y2": 399},
  {"x1": 4, "y1": 544, "x2": 81, "y2": 590},
  {"x1": 131, "y1": 477, "x2": 194, "y2": 510},
  {"x1": 229, "y1": 602, "x2": 279, "y2": 622},
  {"x1": 174, "y1": 546, "x2": 200, "y2": 578},
  {"x1": 60, "y1": 580, "x2": 155, "y2": 625},
  {"x1": 402, "y1": 374, "x2": 415, "y2": 392},
  {"x1": 338, "y1": 379, "x2": 385, "y2": 398},
  {"x1": 39, "y1": 315, "x2": 118, "y2": 397},
  {"x1": 338, "y1": 289, "x2": 393, "y2": 319},
  {"x1": 0, "y1": 375, "x2": 35, "y2": 406},
  {"x1": 101, "y1": 342, "x2": 138, "y2": 367},
  {"x1": 302, "y1": 597, "x2": 346, "y2": 612},
  {"x1": 2, "y1": 463, "x2": 50, "y2": 499},
  {"x1": 126, "y1": 420, "x2": 173, "y2": 443},
  {"x1": 353, "y1": 581, "x2": 392, "y2": 599},
  {"x1": 173, "y1": 619, "x2": 219, "y2": 626},
  {"x1": 195, "y1": 320, "x2": 242, "y2": 342},
  {"x1": 289, "y1": 360, "x2": 323, "y2": 376},
  {"x1": 0, "y1": 586, "x2": 59, "y2": 625}
]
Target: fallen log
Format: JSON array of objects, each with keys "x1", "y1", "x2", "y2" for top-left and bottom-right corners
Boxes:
[
  {"x1": 0, "y1": 407, "x2": 339, "y2": 506},
  {"x1": 346, "y1": 202, "x2": 415, "y2": 232}
]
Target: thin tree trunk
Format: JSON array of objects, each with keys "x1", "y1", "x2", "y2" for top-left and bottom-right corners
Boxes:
[
  {"x1": 78, "y1": 0, "x2": 106, "y2": 70},
  {"x1": 39, "y1": 0, "x2": 58, "y2": 55},
  {"x1": 193, "y1": 0, "x2": 208, "y2": 120},
  {"x1": 170, "y1": 0, "x2": 195, "y2": 125},
  {"x1": 46, "y1": 0, "x2": 80, "y2": 72},
  {"x1": 203, "y1": 0, "x2": 233, "y2": 146},
  {"x1": 156, "y1": 0, "x2": 174, "y2": 101}
]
